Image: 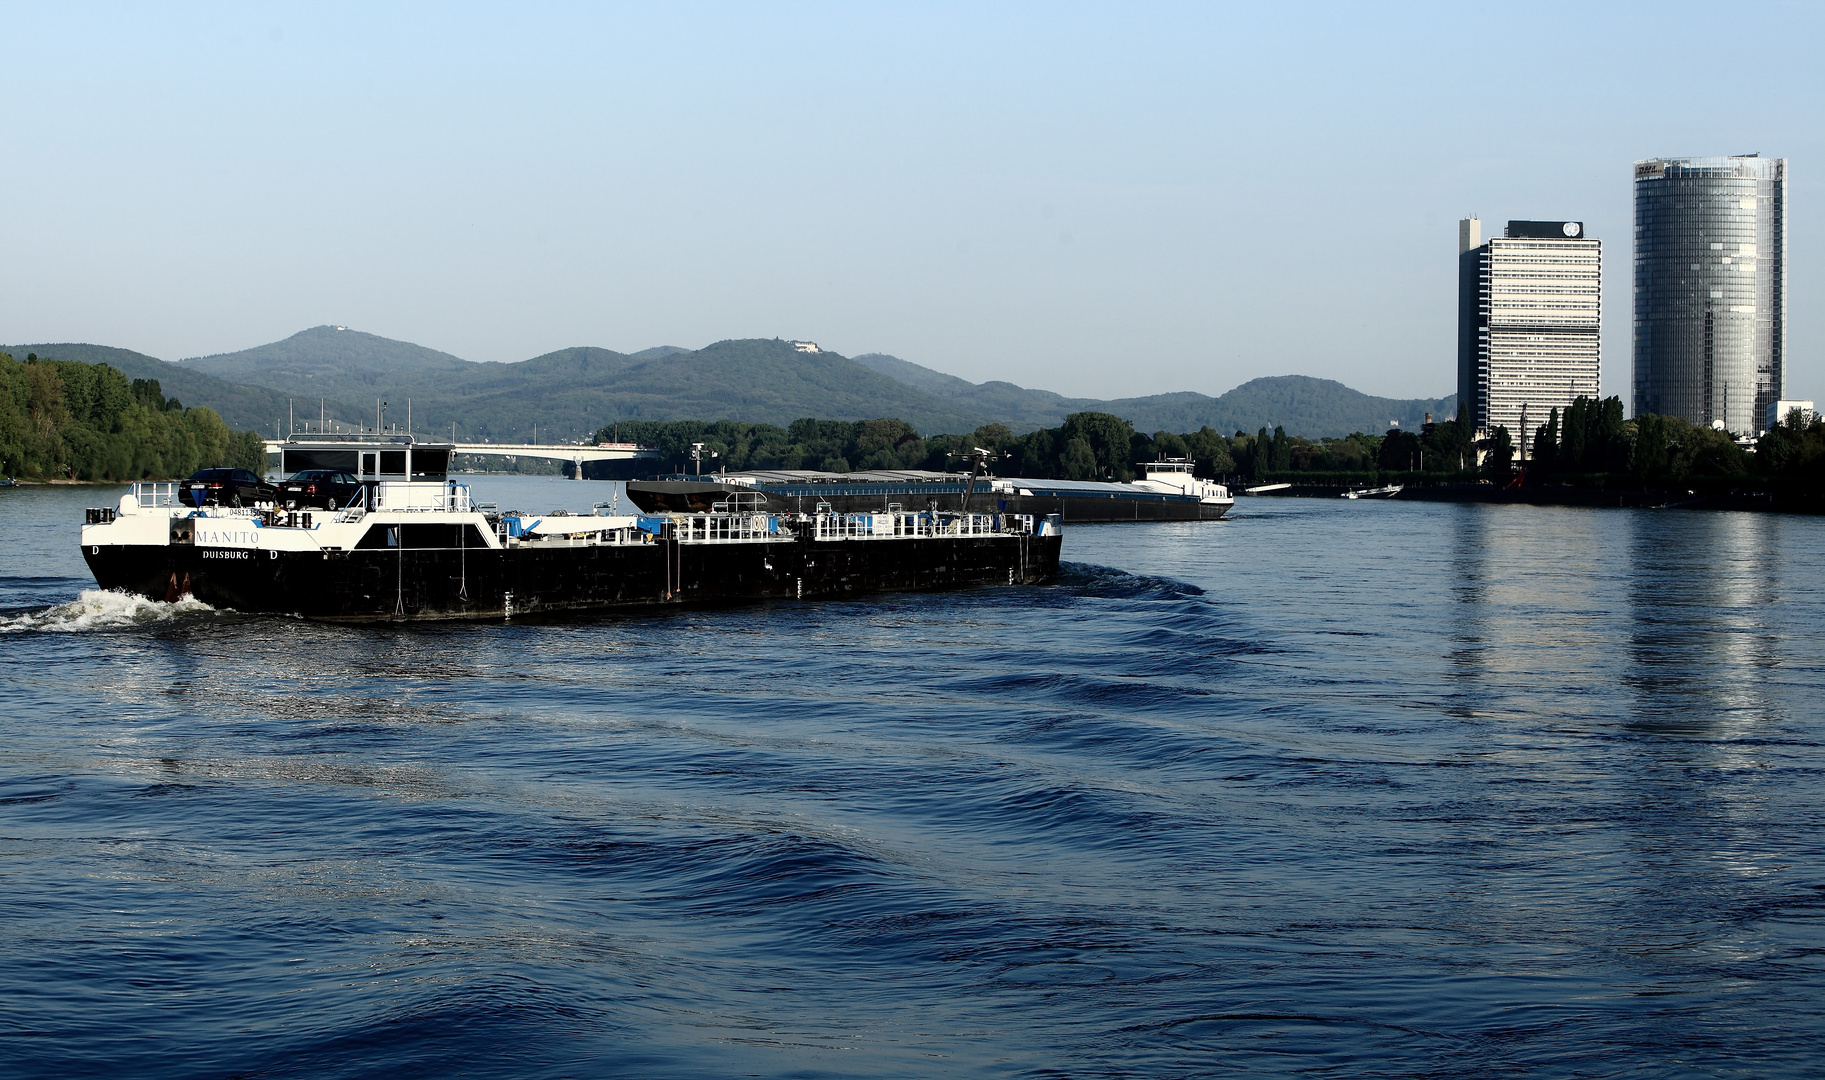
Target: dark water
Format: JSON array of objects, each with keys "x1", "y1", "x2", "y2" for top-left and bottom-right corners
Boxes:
[{"x1": 3, "y1": 478, "x2": 1822, "y2": 1078}]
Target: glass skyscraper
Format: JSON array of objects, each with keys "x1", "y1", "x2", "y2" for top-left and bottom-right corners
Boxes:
[
  {"x1": 1457, "y1": 218, "x2": 1602, "y2": 442},
  {"x1": 1633, "y1": 156, "x2": 1787, "y2": 432}
]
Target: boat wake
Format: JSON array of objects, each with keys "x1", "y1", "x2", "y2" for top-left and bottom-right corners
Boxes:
[
  {"x1": 0, "y1": 589, "x2": 216, "y2": 634},
  {"x1": 1055, "y1": 562, "x2": 1207, "y2": 600}
]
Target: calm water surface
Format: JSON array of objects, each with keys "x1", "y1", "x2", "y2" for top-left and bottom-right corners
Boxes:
[{"x1": 2, "y1": 478, "x2": 1822, "y2": 1078}]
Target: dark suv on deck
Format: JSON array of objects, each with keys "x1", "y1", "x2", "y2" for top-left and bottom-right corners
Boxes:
[
  {"x1": 278, "y1": 469, "x2": 364, "y2": 510},
  {"x1": 183, "y1": 468, "x2": 280, "y2": 508}
]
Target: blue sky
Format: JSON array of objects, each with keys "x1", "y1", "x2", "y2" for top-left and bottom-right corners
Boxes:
[{"x1": 2, "y1": 2, "x2": 1819, "y2": 404}]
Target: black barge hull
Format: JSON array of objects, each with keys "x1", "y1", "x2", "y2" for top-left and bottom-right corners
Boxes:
[{"x1": 83, "y1": 533, "x2": 1062, "y2": 622}]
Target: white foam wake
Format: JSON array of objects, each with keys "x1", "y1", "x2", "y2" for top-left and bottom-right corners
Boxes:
[{"x1": 0, "y1": 589, "x2": 216, "y2": 633}]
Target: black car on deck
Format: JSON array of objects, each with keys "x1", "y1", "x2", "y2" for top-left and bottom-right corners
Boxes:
[
  {"x1": 278, "y1": 469, "x2": 363, "y2": 510},
  {"x1": 183, "y1": 468, "x2": 280, "y2": 508}
]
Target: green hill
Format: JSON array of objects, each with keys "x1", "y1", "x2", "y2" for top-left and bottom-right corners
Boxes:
[
  {"x1": 852, "y1": 352, "x2": 1089, "y2": 427},
  {"x1": 2, "y1": 341, "x2": 363, "y2": 434},
  {"x1": 182, "y1": 325, "x2": 478, "y2": 399},
  {"x1": 13, "y1": 327, "x2": 1455, "y2": 443},
  {"x1": 180, "y1": 332, "x2": 988, "y2": 439},
  {"x1": 853, "y1": 353, "x2": 1453, "y2": 438},
  {"x1": 1101, "y1": 378, "x2": 1456, "y2": 438}
]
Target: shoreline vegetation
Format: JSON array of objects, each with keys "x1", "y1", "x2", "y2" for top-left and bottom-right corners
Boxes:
[
  {"x1": 1241, "y1": 396, "x2": 1825, "y2": 513},
  {"x1": 599, "y1": 398, "x2": 1825, "y2": 508},
  {"x1": 1, "y1": 351, "x2": 266, "y2": 482}
]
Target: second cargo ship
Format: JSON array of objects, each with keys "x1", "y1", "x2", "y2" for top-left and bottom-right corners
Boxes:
[{"x1": 629, "y1": 457, "x2": 1233, "y2": 522}]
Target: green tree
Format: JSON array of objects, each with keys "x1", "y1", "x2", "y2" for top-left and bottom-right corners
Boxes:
[
  {"x1": 1560, "y1": 397, "x2": 1589, "y2": 469},
  {"x1": 1632, "y1": 413, "x2": 1669, "y2": 486},
  {"x1": 1531, "y1": 407, "x2": 1560, "y2": 471},
  {"x1": 1487, "y1": 426, "x2": 1514, "y2": 476},
  {"x1": 1059, "y1": 436, "x2": 1097, "y2": 480},
  {"x1": 1378, "y1": 429, "x2": 1420, "y2": 472},
  {"x1": 1182, "y1": 426, "x2": 1235, "y2": 477},
  {"x1": 1594, "y1": 397, "x2": 1627, "y2": 472},
  {"x1": 0, "y1": 351, "x2": 265, "y2": 481},
  {"x1": 1058, "y1": 412, "x2": 1137, "y2": 480},
  {"x1": 1269, "y1": 426, "x2": 1292, "y2": 472}
]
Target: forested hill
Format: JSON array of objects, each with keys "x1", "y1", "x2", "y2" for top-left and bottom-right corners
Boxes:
[
  {"x1": 0, "y1": 350, "x2": 266, "y2": 480},
  {"x1": 1102, "y1": 376, "x2": 1456, "y2": 439},
  {"x1": 10, "y1": 326, "x2": 1454, "y2": 441},
  {"x1": 3, "y1": 341, "x2": 362, "y2": 435},
  {"x1": 182, "y1": 325, "x2": 480, "y2": 397},
  {"x1": 852, "y1": 353, "x2": 1454, "y2": 438},
  {"x1": 179, "y1": 331, "x2": 987, "y2": 438}
]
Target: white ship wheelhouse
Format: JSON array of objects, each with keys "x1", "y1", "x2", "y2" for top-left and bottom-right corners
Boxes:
[{"x1": 1134, "y1": 456, "x2": 1232, "y2": 504}]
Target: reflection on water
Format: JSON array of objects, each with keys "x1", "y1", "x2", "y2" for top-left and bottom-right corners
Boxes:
[
  {"x1": 1626, "y1": 510, "x2": 1788, "y2": 728},
  {"x1": 2, "y1": 484, "x2": 1823, "y2": 1078}
]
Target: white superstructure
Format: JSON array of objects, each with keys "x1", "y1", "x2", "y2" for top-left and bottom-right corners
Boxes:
[{"x1": 1131, "y1": 458, "x2": 1234, "y2": 509}]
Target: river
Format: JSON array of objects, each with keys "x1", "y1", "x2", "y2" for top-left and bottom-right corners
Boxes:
[{"x1": 3, "y1": 478, "x2": 1821, "y2": 1078}]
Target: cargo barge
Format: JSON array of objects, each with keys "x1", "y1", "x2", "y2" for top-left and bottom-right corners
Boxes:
[
  {"x1": 77, "y1": 435, "x2": 1063, "y2": 622},
  {"x1": 629, "y1": 457, "x2": 1233, "y2": 522}
]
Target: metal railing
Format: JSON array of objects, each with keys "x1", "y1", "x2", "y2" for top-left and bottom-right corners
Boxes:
[
  {"x1": 677, "y1": 513, "x2": 779, "y2": 542},
  {"x1": 129, "y1": 482, "x2": 184, "y2": 508},
  {"x1": 373, "y1": 481, "x2": 473, "y2": 512},
  {"x1": 811, "y1": 512, "x2": 1012, "y2": 540}
]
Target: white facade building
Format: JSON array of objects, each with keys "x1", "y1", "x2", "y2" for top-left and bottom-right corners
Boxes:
[
  {"x1": 1768, "y1": 399, "x2": 1816, "y2": 428},
  {"x1": 1458, "y1": 220, "x2": 1602, "y2": 443}
]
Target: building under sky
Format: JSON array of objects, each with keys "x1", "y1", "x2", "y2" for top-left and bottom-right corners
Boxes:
[
  {"x1": 1633, "y1": 156, "x2": 1788, "y2": 433},
  {"x1": 1457, "y1": 218, "x2": 1603, "y2": 445}
]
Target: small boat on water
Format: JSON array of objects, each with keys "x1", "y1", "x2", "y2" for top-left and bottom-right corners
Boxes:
[
  {"x1": 1341, "y1": 485, "x2": 1404, "y2": 500},
  {"x1": 78, "y1": 434, "x2": 1063, "y2": 622}
]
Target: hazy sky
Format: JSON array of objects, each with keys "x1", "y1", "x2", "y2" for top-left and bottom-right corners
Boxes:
[{"x1": 3, "y1": 2, "x2": 1820, "y2": 404}]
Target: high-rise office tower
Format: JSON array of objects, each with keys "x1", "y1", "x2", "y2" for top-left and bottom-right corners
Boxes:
[
  {"x1": 1633, "y1": 155, "x2": 1786, "y2": 432},
  {"x1": 1457, "y1": 218, "x2": 1602, "y2": 440}
]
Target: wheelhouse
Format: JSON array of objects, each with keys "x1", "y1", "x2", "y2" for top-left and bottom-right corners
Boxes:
[{"x1": 278, "y1": 434, "x2": 454, "y2": 483}]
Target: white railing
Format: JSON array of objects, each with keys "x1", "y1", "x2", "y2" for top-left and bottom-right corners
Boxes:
[
  {"x1": 677, "y1": 513, "x2": 778, "y2": 543},
  {"x1": 373, "y1": 481, "x2": 474, "y2": 512},
  {"x1": 812, "y1": 512, "x2": 1010, "y2": 540},
  {"x1": 129, "y1": 481, "x2": 184, "y2": 508}
]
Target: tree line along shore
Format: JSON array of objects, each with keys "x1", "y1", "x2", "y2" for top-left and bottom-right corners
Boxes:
[
  {"x1": 600, "y1": 398, "x2": 1825, "y2": 498},
  {"x1": 1, "y1": 352, "x2": 266, "y2": 482},
  {"x1": 7, "y1": 352, "x2": 1821, "y2": 501}
]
